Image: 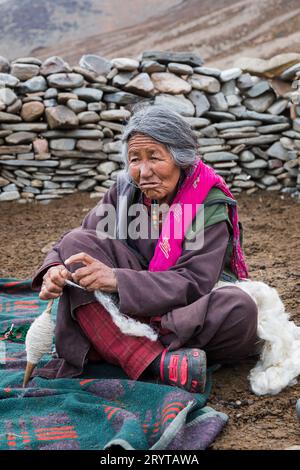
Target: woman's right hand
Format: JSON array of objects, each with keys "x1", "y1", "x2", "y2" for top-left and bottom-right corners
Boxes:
[{"x1": 39, "y1": 264, "x2": 72, "y2": 300}]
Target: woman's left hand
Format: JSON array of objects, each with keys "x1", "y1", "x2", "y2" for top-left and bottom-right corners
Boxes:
[{"x1": 64, "y1": 252, "x2": 118, "y2": 293}]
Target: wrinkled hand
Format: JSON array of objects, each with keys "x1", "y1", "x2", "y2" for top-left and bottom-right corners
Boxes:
[
  {"x1": 65, "y1": 252, "x2": 118, "y2": 293},
  {"x1": 40, "y1": 264, "x2": 73, "y2": 300}
]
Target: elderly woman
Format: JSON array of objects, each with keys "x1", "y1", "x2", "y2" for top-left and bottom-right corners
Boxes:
[{"x1": 32, "y1": 105, "x2": 260, "y2": 393}]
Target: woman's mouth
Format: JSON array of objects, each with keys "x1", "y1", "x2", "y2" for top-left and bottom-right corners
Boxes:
[{"x1": 139, "y1": 183, "x2": 160, "y2": 189}]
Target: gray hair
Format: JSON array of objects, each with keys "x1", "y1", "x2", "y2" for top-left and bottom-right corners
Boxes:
[{"x1": 121, "y1": 104, "x2": 198, "y2": 172}]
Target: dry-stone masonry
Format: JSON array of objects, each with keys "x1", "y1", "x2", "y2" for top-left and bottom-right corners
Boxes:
[{"x1": 0, "y1": 52, "x2": 299, "y2": 204}]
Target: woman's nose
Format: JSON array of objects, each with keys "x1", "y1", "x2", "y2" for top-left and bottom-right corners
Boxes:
[{"x1": 139, "y1": 162, "x2": 153, "y2": 178}]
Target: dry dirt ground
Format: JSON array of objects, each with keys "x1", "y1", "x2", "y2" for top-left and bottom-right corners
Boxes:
[{"x1": 0, "y1": 190, "x2": 299, "y2": 449}]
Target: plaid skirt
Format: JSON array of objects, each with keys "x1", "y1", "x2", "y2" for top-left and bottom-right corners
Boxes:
[{"x1": 76, "y1": 302, "x2": 165, "y2": 380}]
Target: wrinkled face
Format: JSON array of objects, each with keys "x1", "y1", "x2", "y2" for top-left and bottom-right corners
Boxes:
[{"x1": 127, "y1": 133, "x2": 181, "y2": 203}]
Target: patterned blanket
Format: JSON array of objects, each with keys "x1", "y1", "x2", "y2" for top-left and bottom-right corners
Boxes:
[{"x1": 0, "y1": 278, "x2": 228, "y2": 450}]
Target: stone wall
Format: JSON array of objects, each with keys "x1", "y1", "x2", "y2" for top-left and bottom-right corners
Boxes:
[{"x1": 0, "y1": 52, "x2": 299, "y2": 204}]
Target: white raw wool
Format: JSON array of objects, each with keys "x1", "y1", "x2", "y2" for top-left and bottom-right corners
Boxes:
[
  {"x1": 214, "y1": 279, "x2": 300, "y2": 395},
  {"x1": 25, "y1": 300, "x2": 54, "y2": 364},
  {"x1": 94, "y1": 290, "x2": 158, "y2": 341}
]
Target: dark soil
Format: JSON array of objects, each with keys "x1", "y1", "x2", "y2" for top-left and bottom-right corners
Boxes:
[{"x1": 0, "y1": 190, "x2": 299, "y2": 449}]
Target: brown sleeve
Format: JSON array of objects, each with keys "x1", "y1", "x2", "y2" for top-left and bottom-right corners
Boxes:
[
  {"x1": 31, "y1": 184, "x2": 117, "y2": 290},
  {"x1": 114, "y1": 220, "x2": 230, "y2": 317}
]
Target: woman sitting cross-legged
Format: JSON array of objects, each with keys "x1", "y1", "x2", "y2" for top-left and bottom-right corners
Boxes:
[{"x1": 32, "y1": 104, "x2": 262, "y2": 393}]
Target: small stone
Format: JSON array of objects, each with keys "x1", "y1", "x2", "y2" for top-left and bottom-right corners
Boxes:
[
  {"x1": 13, "y1": 57, "x2": 42, "y2": 66},
  {"x1": 79, "y1": 54, "x2": 111, "y2": 76},
  {"x1": 20, "y1": 76, "x2": 47, "y2": 93},
  {"x1": 142, "y1": 51, "x2": 203, "y2": 67},
  {"x1": 242, "y1": 159, "x2": 268, "y2": 169},
  {"x1": 232, "y1": 180, "x2": 255, "y2": 188},
  {"x1": 226, "y1": 95, "x2": 241, "y2": 107},
  {"x1": 11, "y1": 63, "x2": 40, "y2": 81},
  {"x1": 49, "y1": 139, "x2": 76, "y2": 151},
  {"x1": 244, "y1": 91, "x2": 276, "y2": 113},
  {"x1": 57, "y1": 92, "x2": 79, "y2": 104},
  {"x1": 267, "y1": 141, "x2": 289, "y2": 161},
  {"x1": 141, "y1": 60, "x2": 166, "y2": 73},
  {"x1": 0, "y1": 73, "x2": 19, "y2": 87},
  {"x1": 100, "y1": 109, "x2": 131, "y2": 121},
  {"x1": 221, "y1": 79, "x2": 236, "y2": 96},
  {"x1": 155, "y1": 93, "x2": 195, "y2": 116},
  {"x1": 0, "y1": 190, "x2": 20, "y2": 201},
  {"x1": 151, "y1": 72, "x2": 191, "y2": 94},
  {"x1": 88, "y1": 102, "x2": 104, "y2": 112},
  {"x1": 267, "y1": 99, "x2": 288, "y2": 115},
  {"x1": 240, "y1": 150, "x2": 255, "y2": 162},
  {"x1": 33, "y1": 139, "x2": 49, "y2": 155},
  {"x1": 47, "y1": 73, "x2": 84, "y2": 89},
  {"x1": 78, "y1": 178, "x2": 97, "y2": 191},
  {"x1": 227, "y1": 134, "x2": 278, "y2": 146},
  {"x1": 124, "y1": 73, "x2": 154, "y2": 97},
  {"x1": 0, "y1": 111, "x2": 22, "y2": 123},
  {"x1": 43, "y1": 129, "x2": 102, "y2": 139},
  {"x1": 2, "y1": 122, "x2": 48, "y2": 132},
  {"x1": 21, "y1": 101, "x2": 45, "y2": 122},
  {"x1": 103, "y1": 91, "x2": 140, "y2": 105},
  {"x1": 237, "y1": 73, "x2": 254, "y2": 90},
  {"x1": 168, "y1": 63, "x2": 193, "y2": 75},
  {"x1": 97, "y1": 161, "x2": 119, "y2": 176},
  {"x1": 73, "y1": 87, "x2": 103, "y2": 102},
  {"x1": 5, "y1": 132, "x2": 36, "y2": 145},
  {"x1": 31, "y1": 179, "x2": 43, "y2": 188},
  {"x1": 46, "y1": 105, "x2": 79, "y2": 129},
  {"x1": 183, "y1": 117, "x2": 210, "y2": 128},
  {"x1": 233, "y1": 109, "x2": 288, "y2": 123},
  {"x1": 193, "y1": 66, "x2": 221, "y2": 77},
  {"x1": 293, "y1": 118, "x2": 300, "y2": 133},
  {"x1": 67, "y1": 99, "x2": 87, "y2": 113},
  {"x1": 258, "y1": 123, "x2": 290, "y2": 134},
  {"x1": 246, "y1": 80, "x2": 270, "y2": 97},
  {"x1": 220, "y1": 68, "x2": 241, "y2": 82},
  {"x1": 41, "y1": 56, "x2": 72, "y2": 75},
  {"x1": 280, "y1": 63, "x2": 300, "y2": 81},
  {"x1": 111, "y1": 57, "x2": 139, "y2": 71},
  {"x1": 261, "y1": 175, "x2": 278, "y2": 186},
  {"x1": 112, "y1": 71, "x2": 136, "y2": 88},
  {"x1": 78, "y1": 111, "x2": 100, "y2": 124},
  {"x1": 0, "y1": 56, "x2": 10, "y2": 73},
  {"x1": 203, "y1": 152, "x2": 239, "y2": 163},
  {"x1": 44, "y1": 99, "x2": 57, "y2": 108},
  {"x1": 44, "y1": 88, "x2": 58, "y2": 100},
  {"x1": 0, "y1": 88, "x2": 17, "y2": 106},
  {"x1": 103, "y1": 140, "x2": 122, "y2": 153},
  {"x1": 208, "y1": 92, "x2": 228, "y2": 112},
  {"x1": 188, "y1": 90, "x2": 209, "y2": 116},
  {"x1": 0, "y1": 177, "x2": 9, "y2": 187},
  {"x1": 7, "y1": 99, "x2": 22, "y2": 114},
  {"x1": 76, "y1": 140, "x2": 103, "y2": 152},
  {"x1": 189, "y1": 74, "x2": 220, "y2": 94}
]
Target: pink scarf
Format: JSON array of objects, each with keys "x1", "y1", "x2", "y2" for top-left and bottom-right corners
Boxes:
[{"x1": 148, "y1": 158, "x2": 249, "y2": 280}]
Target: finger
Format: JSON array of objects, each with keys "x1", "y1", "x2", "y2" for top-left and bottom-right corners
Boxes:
[
  {"x1": 39, "y1": 285, "x2": 60, "y2": 300},
  {"x1": 48, "y1": 269, "x2": 68, "y2": 288},
  {"x1": 79, "y1": 273, "x2": 99, "y2": 291},
  {"x1": 64, "y1": 252, "x2": 95, "y2": 267},
  {"x1": 39, "y1": 290, "x2": 60, "y2": 300},
  {"x1": 44, "y1": 280, "x2": 63, "y2": 294},
  {"x1": 72, "y1": 265, "x2": 95, "y2": 283}
]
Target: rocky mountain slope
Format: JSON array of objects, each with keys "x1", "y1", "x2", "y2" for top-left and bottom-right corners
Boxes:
[{"x1": 0, "y1": 0, "x2": 299, "y2": 67}]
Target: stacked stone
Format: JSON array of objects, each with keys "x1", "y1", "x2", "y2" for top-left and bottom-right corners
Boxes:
[{"x1": 0, "y1": 51, "x2": 299, "y2": 204}]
